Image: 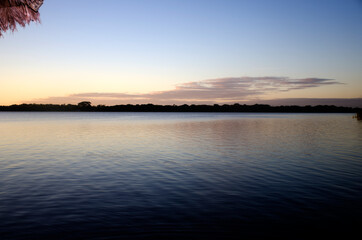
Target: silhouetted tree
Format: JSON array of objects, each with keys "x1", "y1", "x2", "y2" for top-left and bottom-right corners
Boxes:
[{"x1": 78, "y1": 101, "x2": 92, "y2": 108}]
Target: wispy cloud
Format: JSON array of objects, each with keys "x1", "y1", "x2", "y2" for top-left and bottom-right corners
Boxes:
[{"x1": 29, "y1": 76, "x2": 344, "y2": 105}]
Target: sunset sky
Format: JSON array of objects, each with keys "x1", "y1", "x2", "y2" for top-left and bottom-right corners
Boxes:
[{"x1": 1, "y1": 0, "x2": 362, "y2": 106}]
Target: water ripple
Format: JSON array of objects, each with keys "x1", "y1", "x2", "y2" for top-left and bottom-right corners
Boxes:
[{"x1": 0, "y1": 113, "x2": 361, "y2": 239}]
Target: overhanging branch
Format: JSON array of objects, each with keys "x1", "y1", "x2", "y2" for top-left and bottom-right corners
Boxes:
[{"x1": 0, "y1": 0, "x2": 44, "y2": 36}]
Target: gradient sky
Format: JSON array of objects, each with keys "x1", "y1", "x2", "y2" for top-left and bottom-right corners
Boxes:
[{"x1": 1, "y1": 0, "x2": 362, "y2": 106}]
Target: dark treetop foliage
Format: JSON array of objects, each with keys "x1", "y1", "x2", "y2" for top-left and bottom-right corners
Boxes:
[{"x1": 0, "y1": 102, "x2": 361, "y2": 113}]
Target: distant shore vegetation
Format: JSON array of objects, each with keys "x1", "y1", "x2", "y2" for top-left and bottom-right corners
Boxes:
[{"x1": 0, "y1": 102, "x2": 361, "y2": 113}]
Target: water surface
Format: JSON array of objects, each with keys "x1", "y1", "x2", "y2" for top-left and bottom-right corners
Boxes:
[{"x1": 0, "y1": 112, "x2": 361, "y2": 239}]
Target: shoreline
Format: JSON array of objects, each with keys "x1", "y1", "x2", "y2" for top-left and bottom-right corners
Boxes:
[{"x1": 0, "y1": 103, "x2": 361, "y2": 113}]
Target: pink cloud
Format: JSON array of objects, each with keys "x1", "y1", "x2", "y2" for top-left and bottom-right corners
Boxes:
[{"x1": 28, "y1": 76, "x2": 345, "y2": 105}]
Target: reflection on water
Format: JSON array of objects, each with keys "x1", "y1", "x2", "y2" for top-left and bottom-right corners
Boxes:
[{"x1": 0, "y1": 112, "x2": 361, "y2": 239}]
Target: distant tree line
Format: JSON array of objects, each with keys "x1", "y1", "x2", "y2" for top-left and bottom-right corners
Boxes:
[{"x1": 0, "y1": 102, "x2": 361, "y2": 113}]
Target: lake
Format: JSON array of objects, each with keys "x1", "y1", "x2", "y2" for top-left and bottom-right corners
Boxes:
[{"x1": 0, "y1": 112, "x2": 361, "y2": 239}]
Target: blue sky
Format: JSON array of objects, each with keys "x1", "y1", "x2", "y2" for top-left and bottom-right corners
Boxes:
[{"x1": 1, "y1": 0, "x2": 362, "y2": 106}]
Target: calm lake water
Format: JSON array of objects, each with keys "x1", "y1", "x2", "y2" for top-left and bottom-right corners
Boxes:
[{"x1": 0, "y1": 112, "x2": 361, "y2": 239}]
